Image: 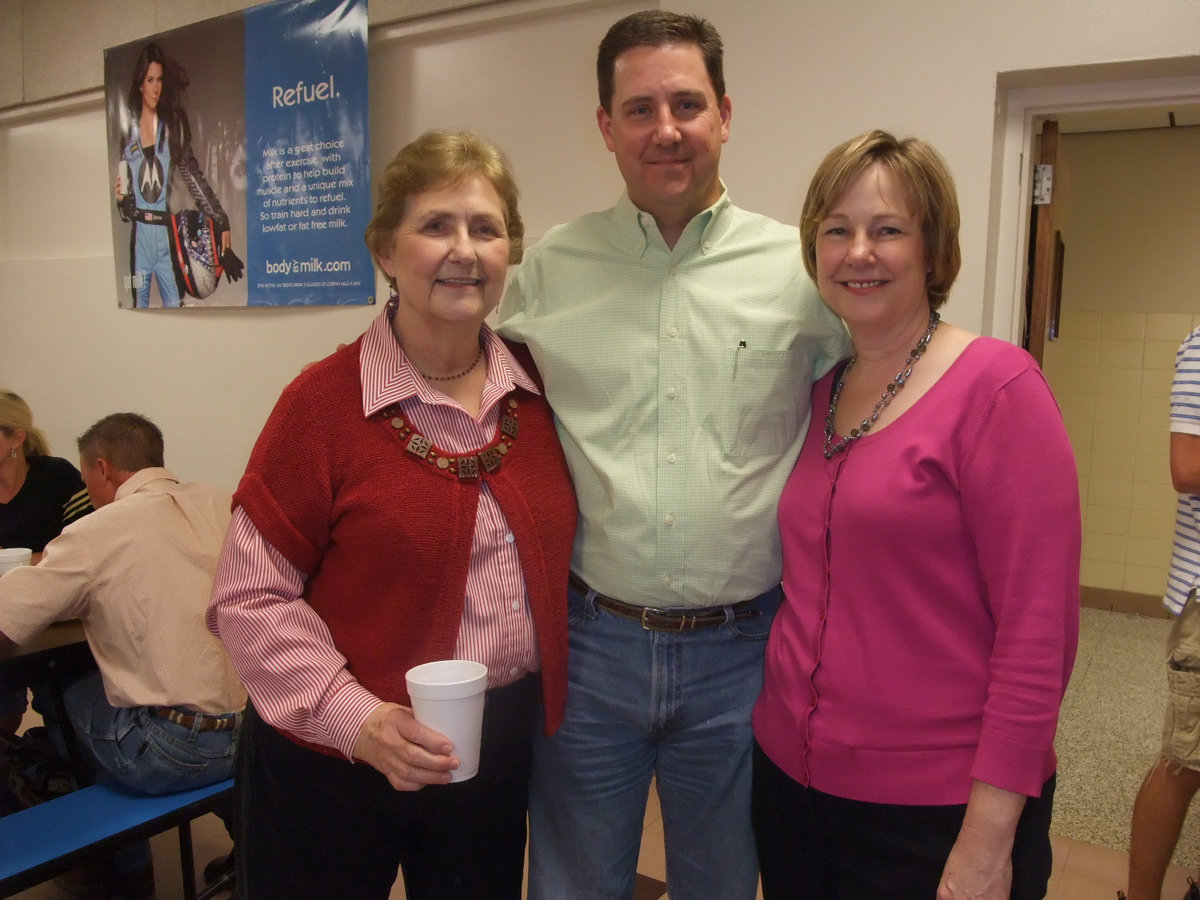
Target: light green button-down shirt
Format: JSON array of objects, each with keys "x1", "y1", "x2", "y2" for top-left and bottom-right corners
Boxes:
[{"x1": 498, "y1": 189, "x2": 849, "y2": 607}]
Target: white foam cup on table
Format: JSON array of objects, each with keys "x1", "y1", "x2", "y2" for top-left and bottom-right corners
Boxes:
[
  {"x1": 404, "y1": 660, "x2": 488, "y2": 782},
  {"x1": 0, "y1": 548, "x2": 33, "y2": 574}
]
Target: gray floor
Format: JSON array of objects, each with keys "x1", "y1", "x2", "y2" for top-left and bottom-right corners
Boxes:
[
  {"x1": 12, "y1": 605, "x2": 1200, "y2": 898},
  {"x1": 1053, "y1": 606, "x2": 1200, "y2": 867}
]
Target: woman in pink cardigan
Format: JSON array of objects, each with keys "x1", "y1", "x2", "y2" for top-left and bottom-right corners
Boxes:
[{"x1": 752, "y1": 131, "x2": 1080, "y2": 900}]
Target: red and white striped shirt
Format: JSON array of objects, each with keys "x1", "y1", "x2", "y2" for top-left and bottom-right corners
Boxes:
[{"x1": 208, "y1": 306, "x2": 540, "y2": 758}]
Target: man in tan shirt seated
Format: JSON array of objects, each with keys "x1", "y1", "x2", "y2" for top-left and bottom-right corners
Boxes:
[{"x1": 0, "y1": 412, "x2": 244, "y2": 898}]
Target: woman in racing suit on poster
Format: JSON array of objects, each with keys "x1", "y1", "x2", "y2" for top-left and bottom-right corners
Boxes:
[{"x1": 115, "y1": 42, "x2": 242, "y2": 308}]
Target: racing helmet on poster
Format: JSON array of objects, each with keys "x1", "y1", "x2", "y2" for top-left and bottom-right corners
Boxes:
[{"x1": 169, "y1": 209, "x2": 225, "y2": 300}]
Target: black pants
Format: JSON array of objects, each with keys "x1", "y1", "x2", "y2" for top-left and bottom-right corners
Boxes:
[
  {"x1": 751, "y1": 742, "x2": 1055, "y2": 900},
  {"x1": 235, "y1": 676, "x2": 539, "y2": 900}
]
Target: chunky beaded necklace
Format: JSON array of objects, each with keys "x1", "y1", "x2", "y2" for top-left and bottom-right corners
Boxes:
[
  {"x1": 381, "y1": 397, "x2": 520, "y2": 481},
  {"x1": 822, "y1": 309, "x2": 941, "y2": 459}
]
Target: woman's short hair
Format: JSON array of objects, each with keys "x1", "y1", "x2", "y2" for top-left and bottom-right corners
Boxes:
[
  {"x1": 800, "y1": 130, "x2": 961, "y2": 310},
  {"x1": 0, "y1": 389, "x2": 50, "y2": 458},
  {"x1": 363, "y1": 129, "x2": 524, "y2": 288}
]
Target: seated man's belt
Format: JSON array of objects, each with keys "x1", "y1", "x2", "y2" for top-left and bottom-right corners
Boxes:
[
  {"x1": 568, "y1": 574, "x2": 760, "y2": 632},
  {"x1": 133, "y1": 208, "x2": 169, "y2": 225},
  {"x1": 151, "y1": 706, "x2": 240, "y2": 732}
]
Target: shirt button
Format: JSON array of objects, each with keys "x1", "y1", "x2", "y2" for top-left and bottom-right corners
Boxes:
[
  {"x1": 510, "y1": 667, "x2": 520, "y2": 677},
  {"x1": 667, "y1": 387, "x2": 678, "y2": 399},
  {"x1": 667, "y1": 453, "x2": 677, "y2": 464},
  {"x1": 665, "y1": 514, "x2": 675, "y2": 526},
  {"x1": 666, "y1": 326, "x2": 678, "y2": 339},
  {"x1": 669, "y1": 265, "x2": 678, "y2": 276},
  {"x1": 504, "y1": 532, "x2": 515, "y2": 543},
  {"x1": 511, "y1": 600, "x2": 521, "y2": 611}
]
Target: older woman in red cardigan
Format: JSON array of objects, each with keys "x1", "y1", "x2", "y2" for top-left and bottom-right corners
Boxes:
[{"x1": 208, "y1": 130, "x2": 577, "y2": 900}]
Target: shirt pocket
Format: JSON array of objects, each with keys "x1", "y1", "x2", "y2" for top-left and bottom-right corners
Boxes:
[{"x1": 708, "y1": 346, "x2": 812, "y2": 467}]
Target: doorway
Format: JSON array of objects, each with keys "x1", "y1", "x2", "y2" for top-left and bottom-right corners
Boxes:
[{"x1": 990, "y1": 70, "x2": 1200, "y2": 615}]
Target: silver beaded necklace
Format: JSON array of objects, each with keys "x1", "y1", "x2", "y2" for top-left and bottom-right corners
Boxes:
[{"x1": 822, "y1": 309, "x2": 941, "y2": 459}]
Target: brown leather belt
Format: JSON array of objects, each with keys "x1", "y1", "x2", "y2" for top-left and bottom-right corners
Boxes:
[
  {"x1": 151, "y1": 706, "x2": 240, "y2": 732},
  {"x1": 568, "y1": 574, "x2": 760, "y2": 632}
]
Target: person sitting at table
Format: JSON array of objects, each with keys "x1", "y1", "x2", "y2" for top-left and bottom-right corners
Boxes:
[
  {"x1": 208, "y1": 128, "x2": 577, "y2": 900},
  {"x1": 0, "y1": 388, "x2": 93, "y2": 734},
  {"x1": 0, "y1": 412, "x2": 245, "y2": 900}
]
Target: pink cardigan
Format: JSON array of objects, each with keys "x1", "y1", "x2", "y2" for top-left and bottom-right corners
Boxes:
[{"x1": 753, "y1": 337, "x2": 1080, "y2": 805}]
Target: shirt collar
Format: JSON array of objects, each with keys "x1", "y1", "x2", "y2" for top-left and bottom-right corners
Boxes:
[
  {"x1": 615, "y1": 183, "x2": 733, "y2": 257},
  {"x1": 359, "y1": 299, "x2": 539, "y2": 418},
  {"x1": 114, "y1": 467, "x2": 179, "y2": 502}
]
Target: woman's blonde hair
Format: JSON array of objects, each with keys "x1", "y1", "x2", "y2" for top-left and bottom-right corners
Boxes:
[
  {"x1": 0, "y1": 389, "x2": 50, "y2": 458},
  {"x1": 800, "y1": 129, "x2": 961, "y2": 310},
  {"x1": 364, "y1": 129, "x2": 524, "y2": 290}
]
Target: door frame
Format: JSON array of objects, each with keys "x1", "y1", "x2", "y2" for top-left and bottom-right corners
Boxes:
[{"x1": 987, "y1": 71, "x2": 1200, "y2": 345}]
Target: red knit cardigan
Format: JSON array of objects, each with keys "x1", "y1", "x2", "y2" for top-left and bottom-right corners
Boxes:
[{"x1": 235, "y1": 338, "x2": 577, "y2": 743}]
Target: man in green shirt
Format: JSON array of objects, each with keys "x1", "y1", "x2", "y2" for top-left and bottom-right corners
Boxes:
[{"x1": 498, "y1": 10, "x2": 848, "y2": 899}]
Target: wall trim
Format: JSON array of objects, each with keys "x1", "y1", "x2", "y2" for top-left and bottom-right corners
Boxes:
[{"x1": 1080, "y1": 585, "x2": 1167, "y2": 619}]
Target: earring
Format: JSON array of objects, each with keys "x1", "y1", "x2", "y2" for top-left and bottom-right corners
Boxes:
[{"x1": 10, "y1": 448, "x2": 16, "y2": 459}]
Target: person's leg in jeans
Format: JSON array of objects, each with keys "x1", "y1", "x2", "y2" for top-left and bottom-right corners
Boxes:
[
  {"x1": 54, "y1": 669, "x2": 238, "y2": 793},
  {"x1": 653, "y1": 589, "x2": 778, "y2": 900},
  {"x1": 528, "y1": 585, "x2": 778, "y2": 900},
  {"x1": 44, "y1": 669, "x2": 238, "y2": 891},
  {"x1": 528, "y1": 587, "x2": 658, "y2": 900}
]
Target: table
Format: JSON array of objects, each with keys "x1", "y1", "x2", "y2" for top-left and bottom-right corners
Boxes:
[
  {"x1": 0, "y1": 620, "x2": 94, "y2": 777},
  {"x1": 0, "y1": 619, "x2": 88, "y2": 663}
]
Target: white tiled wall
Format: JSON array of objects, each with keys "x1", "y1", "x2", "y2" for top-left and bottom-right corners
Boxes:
[{"x1": 1043, "y1": 310, "x2": 1200, "y2": 596}]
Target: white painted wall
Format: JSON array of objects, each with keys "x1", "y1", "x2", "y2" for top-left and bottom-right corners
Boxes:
[{"x1": 1, "y1": 0, "x2": 1199, "y2": 490}]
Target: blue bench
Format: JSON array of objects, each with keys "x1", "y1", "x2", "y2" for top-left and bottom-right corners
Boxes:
[{"x1": 0, "y1": 777, "x2": 234, "y2": 899}]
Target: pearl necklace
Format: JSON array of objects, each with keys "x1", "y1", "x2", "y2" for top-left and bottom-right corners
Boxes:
[{"x1": 822, "y1": 310, "x2": 941, "y2": 459}]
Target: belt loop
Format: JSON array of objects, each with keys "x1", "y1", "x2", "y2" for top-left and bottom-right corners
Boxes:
[
  {"x1": 569, "y1": 574, "x2": 601, "y2": 619},
  {"x1": 584, "y1": 586, "x2": 600, "y2": 620},
  {"x1": 188, "y1": 713, "x2": 204, "y2": 741}
]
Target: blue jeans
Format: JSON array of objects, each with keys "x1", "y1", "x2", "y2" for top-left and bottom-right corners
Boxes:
[
  {"x1": 528, "y1": 582, "x2": 780, "y2": 900},
  {"x1": 39, "y1": 669, "x2": 239, "y2": 876},
  {"x1": 45, "y1": 669, "x2": 239, "y2": 794}
]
